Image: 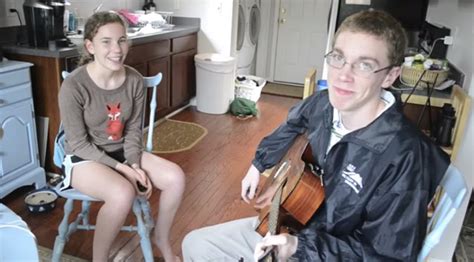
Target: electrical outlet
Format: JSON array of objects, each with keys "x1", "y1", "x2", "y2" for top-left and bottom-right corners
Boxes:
[{"x1": 444, "y1": 36, "x2": 454, "y2": 45}]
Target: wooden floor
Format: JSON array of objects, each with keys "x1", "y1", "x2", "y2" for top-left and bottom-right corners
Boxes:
[{"x1": 1, "y1": 94, "x2": 300, "y2": 261}]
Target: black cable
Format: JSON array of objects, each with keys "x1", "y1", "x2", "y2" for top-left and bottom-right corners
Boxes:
[
  {"x1": 416, "y1": 73, "x2": 439, "y2": 130},
  {"x1": 402, "y1": 70, "x2": 427, "y2": 108},
  {"x1": 9, "y1": 9, "x2": 23, "y2": 45},
  {"x1": 9, "y1": 9, "x2": 22, "y2": 26}
]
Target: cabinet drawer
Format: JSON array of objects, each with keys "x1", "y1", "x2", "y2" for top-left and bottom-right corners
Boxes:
[
  {"x1": 0, "y1": 68, "x2": 31, "y2": 90},
  {"x1": 0, "y1": 84, "x2": 32, "y2": 108},
  {"x1": 172, "y1": 34, "x2": 197, "y2": 53},
  {"x1": 125, "y1": 40, "x2": 170, "y2": 65}
]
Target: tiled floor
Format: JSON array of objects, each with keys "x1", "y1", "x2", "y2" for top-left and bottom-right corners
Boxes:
[{"x1": 455, "y1": 203, "x2": 474, "y2": 261}]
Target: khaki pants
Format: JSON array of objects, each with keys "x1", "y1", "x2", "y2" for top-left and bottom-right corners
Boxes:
[{"x1": 182, "y1": 216, "x2": 262, "y2": 262}]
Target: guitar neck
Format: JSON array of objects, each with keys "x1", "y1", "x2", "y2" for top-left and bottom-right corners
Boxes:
[{"x1": 268, "y1": 185, "x2": 284, "y2": 235}]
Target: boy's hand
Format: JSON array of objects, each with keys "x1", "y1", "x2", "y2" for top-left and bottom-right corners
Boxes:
[{"x1": 241, "y1": 165, "x2": 260, "y2": 203}]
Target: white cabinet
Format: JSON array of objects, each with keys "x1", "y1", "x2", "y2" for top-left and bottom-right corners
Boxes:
[{"x1": 0, "y1": 60, "x2": 45, "y2": 199}]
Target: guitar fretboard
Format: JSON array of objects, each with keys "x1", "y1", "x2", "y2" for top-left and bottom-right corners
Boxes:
[{"x1": 268, "y1": 185, "x2": 283, "y2": 235}]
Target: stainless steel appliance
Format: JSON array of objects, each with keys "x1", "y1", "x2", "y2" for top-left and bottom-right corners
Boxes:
[{"x1": 23, "y1": 0, "x2": 68, "y2": 48}]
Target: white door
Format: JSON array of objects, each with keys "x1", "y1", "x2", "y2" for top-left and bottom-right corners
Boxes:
[{"x1": 273, "y1": 0, "x2": 331, "y2": 84}]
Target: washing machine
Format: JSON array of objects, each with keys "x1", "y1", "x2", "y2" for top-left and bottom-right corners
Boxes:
[{"x1": 236, "y1": 0, "x2": 261, "y2": 75}]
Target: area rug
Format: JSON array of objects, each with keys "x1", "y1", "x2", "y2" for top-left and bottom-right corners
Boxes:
[
  {"x1": 145, "y1": 119, "x2": 208, "y2": 153},
  {"x1": 38, "y1": 246, "x2": 88, "y2": 262},
  {"x1": 262, "y1": 82, "x2": 304, "y2": 98}
]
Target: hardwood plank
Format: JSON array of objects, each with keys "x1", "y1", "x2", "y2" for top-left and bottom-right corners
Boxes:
[{"x1": 1, "y1": 94, "x2": 300, "y2": 260}]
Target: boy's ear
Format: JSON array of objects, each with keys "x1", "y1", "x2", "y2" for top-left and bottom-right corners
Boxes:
[{"x1": 381, "y1": 66, "x2": 401, "y2": 89}]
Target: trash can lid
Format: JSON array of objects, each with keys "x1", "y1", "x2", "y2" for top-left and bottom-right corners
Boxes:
[{"x1": 195, "y1": 53, "x2": 235, "y2": 66}]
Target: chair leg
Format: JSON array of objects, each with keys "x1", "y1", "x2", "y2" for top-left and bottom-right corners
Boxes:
[
  {"x1": 52, "y1": 198, "x2": 74, "y2": 262},
  {"x1": 80, "y1": 200, "x2": 91, "y2": 228},
  {"x1": 132, "y1": 198, "x2": 154, "y2": 262},
  {"x1": 66, "y1": 200, "x2": 92, "y2": 239},
  {"x1": 139, "y1": 196, "x2": 154, "y2": 230}
]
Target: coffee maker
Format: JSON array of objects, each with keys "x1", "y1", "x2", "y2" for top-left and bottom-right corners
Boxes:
[{"x1": 23, "y1": 0, "x2": 68, "y2": 48}]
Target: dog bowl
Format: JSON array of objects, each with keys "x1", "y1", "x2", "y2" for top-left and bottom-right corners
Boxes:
[{"x1": 24, "y1": 188, "x2": 58, "y2": 213}]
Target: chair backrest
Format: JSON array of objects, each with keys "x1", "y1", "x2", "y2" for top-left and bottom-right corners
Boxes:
[
  {"x1": 417, "y1": 164, "x2": 470, "y2": 261},
  {"x1": 303, "y1": 68, "x2": 317, "y2": 99},
  {"x1": 143, "y1": 73, "x2": 162, "y2": 152},
  {"x1": 449, "y1": 85, "x2": 471, "y2": 160},
  {"x1": 53, "y1": 71, "x2": 162, "y2": 168}
]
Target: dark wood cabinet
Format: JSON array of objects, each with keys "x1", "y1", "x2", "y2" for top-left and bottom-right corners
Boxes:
[
  {"x1": 171, "y1": 34, "x2": 197, "y2": 108},
  {"x1": 126, "y1": 40, "x2": 172, "y2": 121},
  {"x1": 148, "y1": 57, "x2": 171, "y2": 118},
  {"x1": 171, "y1": 49, "x2": 196, "y2": 107}
]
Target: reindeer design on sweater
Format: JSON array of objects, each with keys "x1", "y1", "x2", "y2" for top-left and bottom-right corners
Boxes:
[{"x1": 106, "y1": 103, "x2": 124, "y2": 141}]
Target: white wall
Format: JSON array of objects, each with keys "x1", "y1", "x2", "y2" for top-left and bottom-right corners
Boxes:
[
  {"x1": 159, "y1": 0, "x2": 236, "y2": 56},
  {"x1": 0, "y1": 0, "x2": 26, "y2": 27},
  {"x1": 427, "y1": 0, "x2": 474, "y2": 186},
  {"x1": 0, "y1": 0, "x2": 142, "y2": 28},
  {"x1": 66, "y1": 0, "x2": 141, "y2": 21}
]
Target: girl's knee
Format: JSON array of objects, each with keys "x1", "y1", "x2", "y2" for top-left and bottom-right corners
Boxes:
[
  {"x1": 162, "y1": 162, "x2": 185, "y2": 189},
  {"x1": 106, "y1": 182, "x2": 135, "y2": 206},
  {"x1": 170, "y1": 164, "x2": 186, "y2": 186}
]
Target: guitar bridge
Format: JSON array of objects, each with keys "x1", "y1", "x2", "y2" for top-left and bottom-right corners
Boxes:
[{"x1": 306, "y1": 162, "x2": 324, "y2": 186}]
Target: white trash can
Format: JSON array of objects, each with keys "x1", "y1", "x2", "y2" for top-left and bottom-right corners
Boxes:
[{"x1": 195, "y1": 53, "x2": 235, "y2": 114}]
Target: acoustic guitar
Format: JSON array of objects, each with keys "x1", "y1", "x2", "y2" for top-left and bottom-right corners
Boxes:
[{"x1": 255, "y1": 134, "x2": 325, "y2": 261}]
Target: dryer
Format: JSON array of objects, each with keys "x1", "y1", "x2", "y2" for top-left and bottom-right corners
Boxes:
[{"x1": 236, "y1": 0, "x2": 261, "y2": 75}]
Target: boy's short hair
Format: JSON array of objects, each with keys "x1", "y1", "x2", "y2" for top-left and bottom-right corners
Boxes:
[{"x1": 335, "y1": 10, "x2": 407, "y2": 66}]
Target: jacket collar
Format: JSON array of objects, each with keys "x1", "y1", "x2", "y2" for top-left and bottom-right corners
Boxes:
[{"x1": 322, "y1": 92, "x2": 405, "y2": 154}]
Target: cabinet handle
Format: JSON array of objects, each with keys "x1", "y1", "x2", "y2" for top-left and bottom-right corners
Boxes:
[{"x1": 0, "y1": 127, "x2": 3, "y2": 141}]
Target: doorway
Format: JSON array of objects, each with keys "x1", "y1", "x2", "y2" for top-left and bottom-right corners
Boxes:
[{"x1": 257, "y1": 0, "x2": 331, "y2": 85}]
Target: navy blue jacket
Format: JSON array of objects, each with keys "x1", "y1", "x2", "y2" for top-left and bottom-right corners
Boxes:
[{"x1": 252, "y1": 90, "x2": 450, "y2": 261}]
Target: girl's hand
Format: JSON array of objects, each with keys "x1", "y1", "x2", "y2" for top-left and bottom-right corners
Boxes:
[
  {"x1": 132, "y1": 166, "x2": 153, "y2": 199},
  {"x1": 116, "y1": 163, "x2": 152, "y2": 198}
]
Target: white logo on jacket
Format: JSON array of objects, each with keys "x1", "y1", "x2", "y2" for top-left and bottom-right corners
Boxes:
[{"x1": 341, "y1": 164, "x2": 363, "y2": 194}]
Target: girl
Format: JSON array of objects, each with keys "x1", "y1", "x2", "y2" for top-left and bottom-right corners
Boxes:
[{"x1": 58, "y1": 11, "x2": 184, "y2": 262}]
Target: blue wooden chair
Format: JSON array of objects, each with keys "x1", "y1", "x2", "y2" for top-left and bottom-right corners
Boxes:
[
  {"x1": 51, "y1": 71, "x2": 163, "y2": 262},
  {"x1": 417, "y1": 164, "x2": 470, "y2": 261}
]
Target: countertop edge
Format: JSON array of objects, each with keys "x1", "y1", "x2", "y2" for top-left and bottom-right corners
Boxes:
[{"x1": 3, "y1": 25, "x2": 199, "y2": 59}]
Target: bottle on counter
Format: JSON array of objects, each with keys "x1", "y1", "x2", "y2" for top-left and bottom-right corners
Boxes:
[
  {"x1": 68, "y1": 9, "x2": 76, "y2": 32},
  {"x1": 143, "y1": 0, "x2": 157, "y2": 13},
  {"x1": 64, "y1": 9, "x2": 70, "y2": 33}
]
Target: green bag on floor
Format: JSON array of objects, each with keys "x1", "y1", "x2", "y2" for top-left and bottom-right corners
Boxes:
[{"x1": 230, "y1": 98, "x2": 258, "y2": 117}]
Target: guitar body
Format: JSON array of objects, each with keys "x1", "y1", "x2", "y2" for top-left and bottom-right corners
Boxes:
[{"x1": 255, "y1": 134, "x2": 325, "y2": 236}]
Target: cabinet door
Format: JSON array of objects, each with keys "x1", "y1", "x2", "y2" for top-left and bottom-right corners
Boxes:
[
  {"x1": 0, "y1": 100, "x2": 39, "y2": 184},
  {"x1": 171, "y1": 48, "x2": 197, "y2": 107},
  {"x1": 148, "y1": 57, "x2": 171, "y2": 120},
  {"x1": 129, "y1": 63, "x2": 148, "y2": 76}
]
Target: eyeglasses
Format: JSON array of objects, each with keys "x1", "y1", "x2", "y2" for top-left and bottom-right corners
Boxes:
[{"x1": 325, "y1": 52, "x2": 394, "y2": 78}]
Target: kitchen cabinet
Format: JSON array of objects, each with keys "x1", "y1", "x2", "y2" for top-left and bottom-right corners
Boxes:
[
  {"x1": 5, "y1": 32, "x2": 197, "y2": 173},
  {"x1": 125, "y1": 40, "x2": 171, "y2": 121},
  {"x1": 171, "y1": 34, "x2": 197, "y2": 107},
  {"x1": 0, "y1": 60, "x2": 46, "y2": 198}
]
